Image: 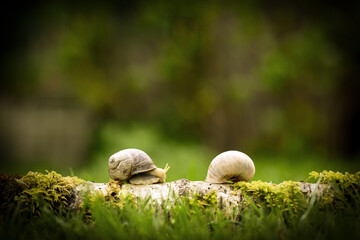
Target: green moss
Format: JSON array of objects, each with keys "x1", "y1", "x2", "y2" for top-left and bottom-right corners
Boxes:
[
  {"x1": 79, "y1": 180, "x2": 136, "y2": 222},
  {"x1": 233, "y1": 180, "x2": 307, "y2": 216},
  {"x1": 307, "y1": 170, "x2": 360, "y2": 188},
  {"x1": 14, "y1": 171, "x2": 84, "y2": 217},
  {"x1": 232, "y1": 171, "x2": 360, "y2": 215},
  {"x1": 307, "y1": 170, "x2": 360, "y2": 210},
  {"x1": 189, "y1": 190, "x2": 218, "y2": 210},
  {"x1": 100, "y1": 179, "x2": 136, "y2": 209}
]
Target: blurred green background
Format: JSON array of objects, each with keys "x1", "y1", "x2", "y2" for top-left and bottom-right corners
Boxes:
[{"x1": 0, "y1": 1, "x2": 359, "y2": 183}]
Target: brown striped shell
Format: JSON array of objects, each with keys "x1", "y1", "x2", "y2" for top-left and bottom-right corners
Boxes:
[
  {"x1": 108, "y1": 148, "x2": 157, "y2": 181},
  {"x1": 205, "y1": 150, "x2": 255, "y2": 183}
]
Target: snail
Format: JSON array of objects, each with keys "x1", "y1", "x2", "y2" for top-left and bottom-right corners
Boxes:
[
  {"x1": 108, "y1": 148, "x2": 170, "y2": 185},
  {"x1": 205, "y1": 150, "x2": 255, "y2": 183}
]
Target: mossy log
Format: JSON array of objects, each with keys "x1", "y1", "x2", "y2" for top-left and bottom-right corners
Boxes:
[
  {"x1": 72, "y1": 179, "x2": 328, "y2": 213},
  {"x1": 2, "y1": 171, "x2": 358, "y2": 217}
]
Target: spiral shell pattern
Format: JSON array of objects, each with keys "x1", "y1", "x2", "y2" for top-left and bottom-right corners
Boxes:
[
  {"x1": 108, "y1": 148, "x2": 156, "y2": 181},
  {"x1": 205, "y1": 150, "x2": 255, "y2": 183}
]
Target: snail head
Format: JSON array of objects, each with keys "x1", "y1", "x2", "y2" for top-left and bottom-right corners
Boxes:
[{"x1": 151, "y1": 163, "x2": 170, "y2": 182}]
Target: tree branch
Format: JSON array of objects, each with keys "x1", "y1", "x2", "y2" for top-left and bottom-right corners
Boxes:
[{"x1": 72, "y1": 179, "x2": 328, "y2": 213}]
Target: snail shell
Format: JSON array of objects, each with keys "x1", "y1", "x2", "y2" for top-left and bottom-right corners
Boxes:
[
  {"x1": 108, "y1": 148, "x2": 170, "y2": 184},
  {"x1": 205, "y1": 150, "x2": 255, "y2": 183}
]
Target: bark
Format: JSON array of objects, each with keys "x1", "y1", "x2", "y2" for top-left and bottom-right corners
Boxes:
[{"x1": 72, "y1": 179, "x2": 328, "y2": 213}]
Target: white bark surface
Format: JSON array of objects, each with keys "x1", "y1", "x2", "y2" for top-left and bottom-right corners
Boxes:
[{"x1": 72, "y1": 179, "x2": 327, "y2": 213}]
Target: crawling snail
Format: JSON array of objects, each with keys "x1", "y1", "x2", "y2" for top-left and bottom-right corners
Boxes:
[
  {"x1": 108, "y1": 148, "x2": 170, "y2": 185},
  {"x1": 205, "y1": 150, "x2": 255, "y2": 183}
]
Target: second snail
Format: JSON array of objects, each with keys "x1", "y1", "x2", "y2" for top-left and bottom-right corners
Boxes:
[{"x1": 205, "y1": 150, "x2": 255, "y2": 183}]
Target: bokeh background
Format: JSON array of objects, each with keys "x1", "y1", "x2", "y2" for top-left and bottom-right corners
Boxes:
[{"x1": 1, "y1": 1, "x2": 359, "y2": 183}]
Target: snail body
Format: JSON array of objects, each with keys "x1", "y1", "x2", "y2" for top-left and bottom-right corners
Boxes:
[
  {"x1": 205, "y1": 150, "x2": 255, "y2": 183},
  {"x1": 108, "y1": 148, "x2": 170, "y2": 184}
]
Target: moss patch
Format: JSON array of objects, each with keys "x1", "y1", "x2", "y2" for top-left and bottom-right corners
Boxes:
[
  {"x1": 233, "y1": 171, "x2": 360, "y2": 215},
  {"x1": 189, "y1": 190, "x2": 218, "y2": 210},
  {"x1": 233, "y1": 180, "x2": 307, "y2": 217},
  {"x1": 101, "y1": 179, "x2": 136, "y2": 208},
  {"x1": 307, "y1": 170, "x2": 360, "y2": 210},
  {"x1": 14, "y1": 171, "x2": 84, "y2": 217},
  {"x1": 307, "y1": 170, "x2": 360, "y2": 188}
]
